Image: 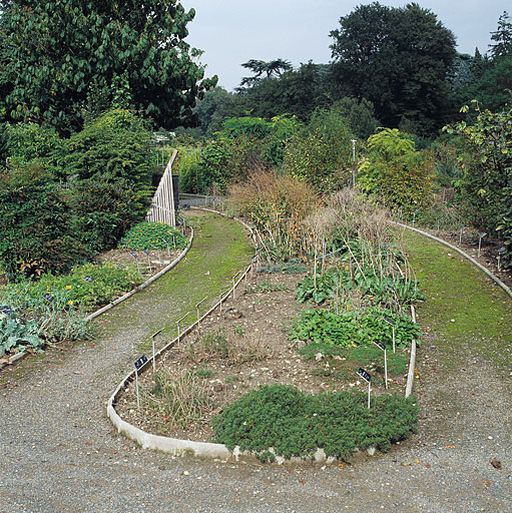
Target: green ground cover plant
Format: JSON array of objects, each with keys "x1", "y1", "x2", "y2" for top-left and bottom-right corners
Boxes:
[
  {"x1": 120, "y1": 222, "x2": 187, "y2": 251},
  {"x1": 213, "y1": 384, "x2": 418, "y2": 462},
  {"x1": 290, "y1": 307, "x2": 420, "y2": 349}
]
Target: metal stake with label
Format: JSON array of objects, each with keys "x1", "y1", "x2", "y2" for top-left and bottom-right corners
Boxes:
[
  {"x1": 151, "y1": 329, "x2": 164, "y2": 372},
  {"x1": 373, "y1": 341, "x2": 388, "y2": 389},
  {"x1": 357, "y1": 368, "x2": 372, "y2": 409},
  {"x1": 134, "y1": 355, "x2": 149, "y2": 408},
  {"x1": 384, "y1": 317, "x2": 396, "y2": 353}
]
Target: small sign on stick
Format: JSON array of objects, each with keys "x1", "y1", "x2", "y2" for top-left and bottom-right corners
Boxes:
[
  {"x1": 134, "y1": 355, "x2": 149, "y2": 408},
  {"x1": 357, "y1": 368, "x2": 372, "y2": 409},
  {"x1": 373, "y1": 340, "x2": 389, "y2": 390}
]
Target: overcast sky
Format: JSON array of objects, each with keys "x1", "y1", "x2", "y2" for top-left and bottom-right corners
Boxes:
[{"x1": 181, "y1": 0, "x2": 510, "y2": 90}]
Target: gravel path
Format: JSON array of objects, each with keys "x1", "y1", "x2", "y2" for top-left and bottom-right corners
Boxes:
[{"x1": 1, "y1": 220, "x2": 511, "y2": 513}]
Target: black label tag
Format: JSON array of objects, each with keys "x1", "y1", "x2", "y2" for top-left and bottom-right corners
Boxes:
[
  {"x1": 135, "y1": 355, "x2": 149, "y2": 370},
  {"x1": 373, "y1": 340, "x2": 386, "y2": 351},
  {"x1": 357, "y1": 368, "x2": 372, "y2": 383}
]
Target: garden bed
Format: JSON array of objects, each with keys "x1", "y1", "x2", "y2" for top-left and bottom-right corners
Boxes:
[{"x1": 116, "y1": 268, "x2": 413, "y2": 445}]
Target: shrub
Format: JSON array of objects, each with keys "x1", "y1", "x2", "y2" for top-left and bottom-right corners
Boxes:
[
  {"x1": 65, "y1": 109, "x2": 156, "y2": 205},
  {"x1": 358, "y1": 128, "x2": 435, "y2": 215},
  {"x1": 213, "y1": 385, "x2": 418, "y2": 461},
  {"x1": 283, "y1": 108, "x2": 354, "y2": 192},
  {"x1": 229, "y1": 171, "x2": 318, "y2": 261},
  {"x1": 290, "y1": 307, "x2": 420, "y2": 349},
  {"x1": 0, "y1": 262, "x2": 143, "y2": 313},
  {"x1": 120, "y1": 222, "x2": 187, "y2": 251}
]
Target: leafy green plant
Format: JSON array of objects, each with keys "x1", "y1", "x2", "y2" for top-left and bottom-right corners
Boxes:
[
  {"x1": 248, "y1": 281, "x2": 289, "y2": 294},
  {"x1": 0, "y1": 310, "x2": 44, "y2": 357},
  {"x1": 120, "y1": 222, "x2": 187, "y2": 251},
  {"x1": 213, "y1": 385, "x2": 418, "y2": 461},
  {"x1": 290, "y1": 307, "x2": 420, "y2": 348}
]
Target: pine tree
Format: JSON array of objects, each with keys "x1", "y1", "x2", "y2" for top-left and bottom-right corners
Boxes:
[{"x1": 490, "y1": 11, "x2": 512, "y2": 59}]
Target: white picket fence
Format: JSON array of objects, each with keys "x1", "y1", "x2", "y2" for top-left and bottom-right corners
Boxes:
[{"x1": 146, "y1": 150, "x2": 177, "y2": 227}]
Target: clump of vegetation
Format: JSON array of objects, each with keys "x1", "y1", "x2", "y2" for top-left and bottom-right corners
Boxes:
[
  {"x1": 1, "y1": 262, "x2": 143, "y2": 313},
  {"x1": 0, "y1": 309, "x2": 44, "y2": 357},
  {"x1": 358, "y1": 128, "x2": 435, "y2": 215},
  {"x1": 213, "y1": 385, "x2": 418, "y2": 462},
  {"x1": 247, "y1": 281, "x2": 289, "y2": 294},
  {"x1": 229, "y1": 170, "x2": 318, "y2": 261},
  {"x1": 188, "y1": 329, "x2": 270, "y2": 366},
  {"x1": 145, "y1": 369, "x2": 214, "y2": 429},
  {"x1": 290, "y1": 307, "x2": 420, "y2": 349},
  {"x1": 120, "y1": 222, "x2": 187, "y2": 251},
  {"x1": 257, "y1": 260, "x2": 308, "y2": 274}
]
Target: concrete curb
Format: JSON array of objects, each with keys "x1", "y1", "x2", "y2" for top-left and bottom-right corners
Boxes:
[
  {"x1": 405, "y1": 305, "x2": 418, "y2": 399},
  {"x1": 86, "y1": 228, "x2": 194, "y2": 322}
]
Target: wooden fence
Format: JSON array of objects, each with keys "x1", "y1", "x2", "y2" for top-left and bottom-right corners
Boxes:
[{"x1": 146, "y1": 150, "x2": 177, "y2": 227}]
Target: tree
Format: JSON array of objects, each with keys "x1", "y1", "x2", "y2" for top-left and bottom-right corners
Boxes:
[
  {"x1": 0, "y1": 1, "x2": 215, "y2": 134},
  {"x1": 490, "y1": 11, "x2": 512, "y2": 59},
  {"x1": 194, "y1": 87, "x2": 245, "y2": 134},
  {"x1": 240, "y1": 59, "x2": 293, "y2": 87},
  {"x1": 330, "y1": 2, "x2": 456, "y2": 135}
]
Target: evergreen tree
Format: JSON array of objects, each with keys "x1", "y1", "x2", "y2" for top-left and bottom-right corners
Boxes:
[{"x1": 490, "y1": 11, "x2": 512, "y2": 59}]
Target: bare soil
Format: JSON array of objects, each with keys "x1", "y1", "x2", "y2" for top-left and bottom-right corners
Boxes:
[{"x1": 117, "y1": 270, "x2": 409, "y2": 443}]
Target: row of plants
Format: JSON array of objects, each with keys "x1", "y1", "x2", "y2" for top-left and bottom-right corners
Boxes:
[{"x1": 0, "y1": 221, "x2": 188, "y2": 358}]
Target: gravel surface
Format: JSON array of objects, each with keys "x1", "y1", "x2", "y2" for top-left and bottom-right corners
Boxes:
[{"x1": 1, "y1": 218, "x2": 511, "y2": 513}]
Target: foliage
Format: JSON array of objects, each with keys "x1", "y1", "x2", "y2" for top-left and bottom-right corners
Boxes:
[
  {"x1": 0, "y1": 263, "x2": 143, "y2": 313},
  {"x1": 332, "y1": 97, "x2": 378, "y2": 139},
  {"x1": 229, "y1": 171, "x2": 318, "y2": 261},
  {"x1": 490, "y1": 11, "x2": 512, "y2": 59},
  {"x1": 358, "y1": 128, "x2": 435, "y2": 215},
  {"x1": 240, "y1": 59, "x2": 293, "y2": 86},
  {"x1": 213, "y1": 385, "x2": 418, "y2": 461},
  {"x1": 0, "y1": 0, "x2": 214, "y2": 133},
  {"x1": 120, "y1": 222, "x2": 187, "y2": 251},
  {"x1": 283, "y1": 108, "x2": 354, "y2": 192},
  {"x1": 330, "y1": 2, "x2": 456, "y2": 134},
  {"x1": 65, "y1": 109, "x2": 155, "y2": 204},
  {"x1": 0, "y1": 310, "x2": 44, "y2": 357},
  {"x1": 446, "y1": 103, "x2": 512, "y2": 267},
  {"x1": 0, "y1": 165, "x2": 88, "y2": 279},
  {"x1": 290, "y1": 307, "x2": 420, "y2": 349}
]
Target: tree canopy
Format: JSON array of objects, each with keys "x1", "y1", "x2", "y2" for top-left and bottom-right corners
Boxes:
[
  {"x1": 0, "y1": 0, "x2": 215, "y2": 133},
  {"x1": 329, "y1": 2, "x2": 457, "y2": 135}
]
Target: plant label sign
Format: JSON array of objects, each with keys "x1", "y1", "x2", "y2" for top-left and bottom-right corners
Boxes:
[
  {"x1": 134, "y1": 355, "x2": 149, "y2": 371},
  {"x1": 357, "y1": 368, "x2": 372, "y2": 383},
  {"x1": 373, "y1": 341, "x2": 386, "y2": 351}
]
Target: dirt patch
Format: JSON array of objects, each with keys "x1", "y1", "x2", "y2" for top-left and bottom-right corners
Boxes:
[{"x1": 117, "y1": 270, "x2": 410, "y2": 443}]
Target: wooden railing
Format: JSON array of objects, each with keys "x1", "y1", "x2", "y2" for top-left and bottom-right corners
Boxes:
[{"x1": 146, "y1": 150, "x2": 177, "y2": 227}]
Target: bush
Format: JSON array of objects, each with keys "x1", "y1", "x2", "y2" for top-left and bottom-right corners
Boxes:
[
  {"x1": 213, "y1": 385, "x2": 418, "y2": 461},
  {"x1": 65, "y1": 109, "x2": 156, "y2": 205},
  {"x1": 229, "y1": 171, "x2": 318, "y2": 261},
  {"x1": 0, "y1": 165, "x2": 88, "y2": 279},
  {"x1": 283, "y1": 108, "x2": 354, "y2": 192},
  {"x1": 0, "y1": 262, "x2": 143, "y2": 313},
  {"x1": 358, "y1": 128, "x2": 435, "y2": 215},
  {"x1": 120, "y1": 222, "x2": 187, "y2": 251},
  {"x1": 290, "y1": 307, "x2": 420, "y2": 349}
]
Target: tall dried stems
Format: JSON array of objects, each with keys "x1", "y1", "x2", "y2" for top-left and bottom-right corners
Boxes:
[{"x1": 229, "y1": 169, "x2": 318, "y2": 262}]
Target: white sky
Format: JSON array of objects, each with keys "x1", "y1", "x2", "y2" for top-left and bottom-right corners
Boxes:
[{"x1": 181, "y1": 0, "x2": 510, "y2": 89}]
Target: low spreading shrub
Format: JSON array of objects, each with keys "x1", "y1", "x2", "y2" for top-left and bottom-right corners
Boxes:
[
  {"x1": 119, "y1": 222, "x2": 187, "y2": 251},
  {"x1": 1, "y1": 262, "x2": 143, "y2": 313},
  {"x1": 290, "y1": 307, "x2": 420, "y2": 349},
  {"x1": 213, "y1": 384, "x2": 418, "y2": 461}
]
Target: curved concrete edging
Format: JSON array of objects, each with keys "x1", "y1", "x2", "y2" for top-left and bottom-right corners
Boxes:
[
  {"x1": 107, "y1": 209, "x2": 260, "y2": 463},
  {"x1": 86, "y1": 228, "x2": 194, "y2": 322},
  {"x1": 398, "y1": 222, "x2": 512, "y2": 399}
]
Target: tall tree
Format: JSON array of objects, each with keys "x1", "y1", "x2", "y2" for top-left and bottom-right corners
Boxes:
[
  {"x1": 0, "y1": 1, "x2": 215, "y2": 133},
  {"x1": 330, "y1": 2, "x2": 456, "y2": 135},
  {"x1": 240, "y1": 59, "x2": 292, "y2": 87},
  {"x1": 490, "y1": 11, "x2": 512, "y2": 59}
]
